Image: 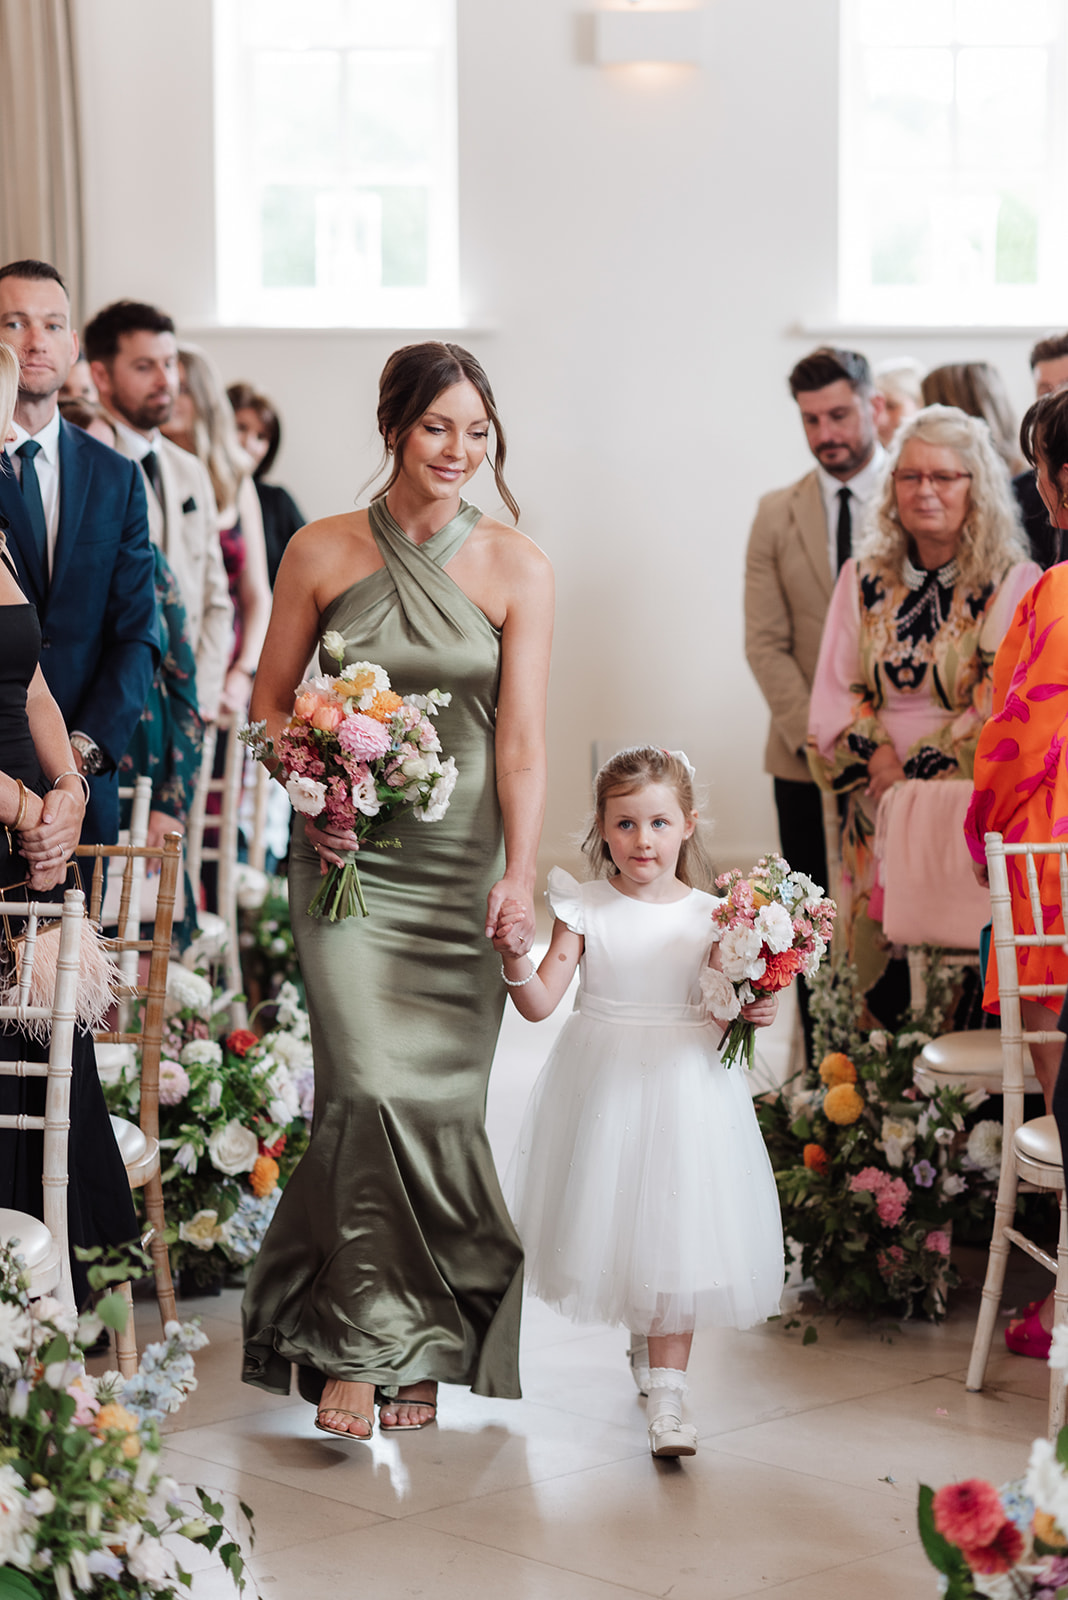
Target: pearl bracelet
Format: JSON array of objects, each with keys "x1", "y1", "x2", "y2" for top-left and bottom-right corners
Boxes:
[{"x1": 500, "y1": 959, "x2": 537, "y2": 987}]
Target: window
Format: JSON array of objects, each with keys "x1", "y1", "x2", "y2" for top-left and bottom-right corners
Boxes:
[
  {"x1": 214, "y1": 0, "x2": 459, "y2": 327},
  {"x1": 839, "y1": 0, "x2": 1068, "y2": 325}
]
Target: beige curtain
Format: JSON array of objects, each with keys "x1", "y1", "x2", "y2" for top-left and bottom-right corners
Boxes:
[{"x1": 0, "y1": 0, "x2": 84, "y2": 319}]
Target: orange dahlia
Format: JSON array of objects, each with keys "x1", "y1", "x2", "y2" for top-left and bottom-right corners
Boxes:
[
  {"x1": 803, "y1": 1143, "x2": 829, "y2": 1174},
  {"x1": 365, "y1": 689, "x2": 404, "y2": 723}
]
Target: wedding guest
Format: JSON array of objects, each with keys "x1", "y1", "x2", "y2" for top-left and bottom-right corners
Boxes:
[
  {"x1": 57, "y1": 397, "x2": 117, "y2": 448},
  {"x1": 874, "y1": 357, "x2": 924, "y2": 448},
  {"x1": 85, "y1": 300, "x2": 233, "y2": 722},
  {"x1": 810, "y1": 405, "x2": 1039, "y2": 1025},
  {"x1": 227, "y1": 382, "x2": 306, "y2": 586},
  {"x1": 921, "y1": 362, "x2": 1022, "y2": 475},
  {"x1": 57, "y1": 353, "x2": 97, "y2": 406},
  {"x1": 1012, "y1": 332, "x2": 1068, "y2": 570},
  {"x1": 745, "y1": 346, "x2": 886, "y2": 1051}
]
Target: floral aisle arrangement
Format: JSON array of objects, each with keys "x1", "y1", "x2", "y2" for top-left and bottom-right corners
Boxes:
[
  {"x1": 241, "y1": 638, "x2": 457, "y2": 921},
  {"x1": 102, "y1": 969, "x2": 314, "y2": 1291},
  {"x1": 699, "y1": 853, "x2": 837, "y2": 1069},
  {"x1": 920, "y1": 1334, "x2": 1068, "y2": 1596},
  {"x1": 237, "y1": 874, "x2": 303, "y2": 1013},
  {"x1": 755, "y1": 958, "x2": 1001, "y2": 1320},
  {"x1": 0, "y1": 1243, "x2": 252, "y2": 1598}
]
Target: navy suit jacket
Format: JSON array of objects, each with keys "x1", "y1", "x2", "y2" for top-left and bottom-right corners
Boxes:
[{"x1": 0, "y1": 419, "x2": 158, "y2": 844}]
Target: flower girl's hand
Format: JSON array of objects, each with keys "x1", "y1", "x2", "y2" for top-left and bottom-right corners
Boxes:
[
  {"x1": 741, "y1": 993, "x2": 778, "y2": 1028},
  {"x1": 492, "y1": 900, "x2": 530, "y2": 957}
]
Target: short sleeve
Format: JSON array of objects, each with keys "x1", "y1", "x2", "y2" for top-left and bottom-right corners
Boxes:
[{"x1": 546, "y1": 867, "x2": 584, "y2": 934}]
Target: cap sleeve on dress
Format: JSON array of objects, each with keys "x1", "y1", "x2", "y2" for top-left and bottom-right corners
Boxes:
[{"x1": 546, "y1": 867, "x2": 585, "y2": 934}]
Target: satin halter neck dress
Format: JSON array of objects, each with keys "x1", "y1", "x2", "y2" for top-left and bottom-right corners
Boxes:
[{"x1": 242, "y1": 499, "x2": 523, "y2": 1402}]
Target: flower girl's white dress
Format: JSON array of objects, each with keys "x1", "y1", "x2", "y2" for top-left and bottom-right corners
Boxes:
[{"x1": 508, "y1": 869, "x2": 785, "y2": 1335}]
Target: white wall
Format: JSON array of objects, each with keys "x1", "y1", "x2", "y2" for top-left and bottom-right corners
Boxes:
[{"x1": 72, "y1": 0, "x2": 1045, "y2": 879}]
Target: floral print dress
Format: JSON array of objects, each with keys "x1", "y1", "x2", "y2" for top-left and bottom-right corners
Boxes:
[{"x1": 809, "y1": 553, "x2": 1039, "y2": 997}]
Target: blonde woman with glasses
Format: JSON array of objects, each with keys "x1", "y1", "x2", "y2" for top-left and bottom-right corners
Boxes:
[{"x1": 808, "y1": 404, "x2": 1040, "y2": 1021}]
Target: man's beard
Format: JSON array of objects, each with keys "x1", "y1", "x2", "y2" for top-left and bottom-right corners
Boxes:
[{"x1": 120, "y1": 395, "x2": 174, "y2": 431}]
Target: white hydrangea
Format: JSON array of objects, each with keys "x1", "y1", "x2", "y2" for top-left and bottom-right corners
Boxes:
[
  {"x1": 164, "y1": 964, "x2": 213, "y2": 1017},
  {"x1": 754, "y1": 902, "x2": 794, "y2": 955},
  {"x1": 718, "y1": 925, "x2": 767, "y2": 984},
  {"x1": 179, "y1": 1039, "x2": 223, "y2": 1068}
]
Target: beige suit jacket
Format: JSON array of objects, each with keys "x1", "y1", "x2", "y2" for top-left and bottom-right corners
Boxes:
[
  {"x1": 744, "y1": 468, "x2": 834, "y2": 784},
  {"x1": 110, "y1": 426, "x2": 233, "y2": 718}
]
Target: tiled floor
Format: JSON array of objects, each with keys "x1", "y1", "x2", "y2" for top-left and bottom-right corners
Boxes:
[{"x1": 115, "y1": 981, "x2": 1053, "y2": 1599}]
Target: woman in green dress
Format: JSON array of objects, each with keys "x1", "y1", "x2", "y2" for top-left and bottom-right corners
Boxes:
[{"x1": 241, "y1": 343, "x2": 553, "y2": 1439}]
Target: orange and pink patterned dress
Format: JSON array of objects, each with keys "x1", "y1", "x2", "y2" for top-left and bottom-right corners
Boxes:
[{"x1": 965, "y1": 565, "x2": 1068, "y2": 1016}]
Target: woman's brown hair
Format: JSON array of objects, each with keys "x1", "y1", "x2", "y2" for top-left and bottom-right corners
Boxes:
[{"x1": 581, "y1": 746, "x2": 712, "y2": 889}]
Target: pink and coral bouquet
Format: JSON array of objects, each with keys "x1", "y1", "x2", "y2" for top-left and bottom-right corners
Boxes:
[
  {"x1": 241, "y1": 634, "x2": 458, "y2": 921},
  {"x1": 698, "y1": 852, "x2": 836, "y2": 1069}
]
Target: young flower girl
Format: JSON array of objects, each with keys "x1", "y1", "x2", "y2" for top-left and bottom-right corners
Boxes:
[{"x1": 494, "y1": 747, "x2": 785, "y2": 1458}]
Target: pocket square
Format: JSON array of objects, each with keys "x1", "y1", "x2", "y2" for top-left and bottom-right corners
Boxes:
[{"x1": 181, "y1": 495, "x2": 197, "y2": 513}]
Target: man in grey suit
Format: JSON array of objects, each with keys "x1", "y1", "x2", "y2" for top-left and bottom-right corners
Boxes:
[
  {"x1": 84, "y1": 300, "x2": 232, "y2": 723},
  {"x1": 745, "y1": 348, "x2": 885, "y2": 1038}
]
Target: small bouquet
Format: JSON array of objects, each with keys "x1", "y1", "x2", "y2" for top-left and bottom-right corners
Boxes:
[
  {"x1": 241, "y1": 632, "x2": 457, "y2": 921},
  {"x1": 699, "y1": 852, "x2": 836, "y2": 1069}
]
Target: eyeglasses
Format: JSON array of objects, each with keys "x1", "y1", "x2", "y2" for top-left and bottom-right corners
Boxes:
[{"x1": 892, "y1": 470, "x2": 973, "y2": 492}]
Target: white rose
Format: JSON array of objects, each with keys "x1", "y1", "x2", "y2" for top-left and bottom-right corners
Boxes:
[
  {"x1": 754, "y1": 902, "x2": 794, "y2": 955},
  {"x1": 206, "y1": 1118, "x2": 259, "y2": 1176},
  {"x1": 286, "y1": 774, "x2": 327, "y2": 816},
  {"x1": 414, "y1": 756, "x2": 458, "y2": 823},
  {"x1": 719, "y1": 925, "x2": 766, "y2": 983},
  {"x1": 699, "y1": 967, "x2": 741, "y2": 1023}
]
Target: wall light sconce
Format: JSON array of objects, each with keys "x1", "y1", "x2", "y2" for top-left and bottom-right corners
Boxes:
[{"x1": 592, "y1": 7, "x2": 704, "y2": 66}]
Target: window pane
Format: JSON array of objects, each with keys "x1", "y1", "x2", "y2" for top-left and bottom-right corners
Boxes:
[
  {"x1": 254, "y1": 53, "x2": 341, "y2": 170},
  {"x1": 376, "y1": 187, "x2": 429, "y2": 286},
  {"x1": 262, "y1": 186, "x2": 317, "y2": 287},
  {"x1": 855, "y1": 0, "x2": 953, "y2": 47},
  {"x1": 954, "y1": 0, "x2": 1056, "y2": 46},
  {"x1": 956, "y1": 49, "x2": 1047, "y2": 169},
  {"x1": 871, "y1": 201, "x2": 931, "y2": 285},
  {"x1": 241, "y1": 0, "x2": 345, "y2": 48},
  {"x1": 345, "y1": 52, "x2": 436, "y2": 168},
  {"x1": 995, "y1": 189, "x2": 1039, "y2": 282},
  {"x1": 342, "y1": 0, "x2": 444, "y2": 49},
  {"x1": 861, "y1": 48, "x2": 953, "y2": 168}
]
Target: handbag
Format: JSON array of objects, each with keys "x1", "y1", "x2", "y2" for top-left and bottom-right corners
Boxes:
[{"x1": 0, "y1": 863, "x2": 128, "y2": 1043}]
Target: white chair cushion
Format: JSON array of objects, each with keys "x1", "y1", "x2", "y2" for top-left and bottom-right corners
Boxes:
[
  {"x1": 0, "y1": 1208, "x2": 55, "y2": 1269},
  {"x1": 109, "y1": 1114, "x2": 149, "y2": 1166},
  {"x1": 1014, "y1": 1114, "x2": 1063, "y2": 1168},
  {"x1": 917, "y1": 1031, "x2": 1041, "y2": 1096}
]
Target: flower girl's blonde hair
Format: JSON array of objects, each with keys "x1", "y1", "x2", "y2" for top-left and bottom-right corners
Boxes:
[{"x1": 582, "y1": 746, "x2": 712, "y2": 889}]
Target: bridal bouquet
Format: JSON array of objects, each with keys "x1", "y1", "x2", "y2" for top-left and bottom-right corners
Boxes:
[
  {"x1": 241, "y1": 633, "x2": 457, "y2": 921},
  {"x1": 699, "y1": 852, "x2": 836, "y2": 1069}
]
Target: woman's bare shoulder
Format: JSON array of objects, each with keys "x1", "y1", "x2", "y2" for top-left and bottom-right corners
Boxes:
[{"x1": 475, "y1": 514, "x2": 552, "y2": 575}]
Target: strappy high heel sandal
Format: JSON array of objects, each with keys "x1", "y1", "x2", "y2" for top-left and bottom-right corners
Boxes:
[{"x1": 314, "y1": 1408, "x2": 374, "y2": 1441}]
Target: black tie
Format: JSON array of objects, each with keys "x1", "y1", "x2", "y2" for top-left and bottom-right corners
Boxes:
[
  {"x1": 16, "y1": 440, "x2": 48, "y2": 575},
  {"x1": 835, "y1": 486, "x2": 852, "y2": 573},
  {"x1": 141, "y1": 449, "x2": 161, "y2": 501}
]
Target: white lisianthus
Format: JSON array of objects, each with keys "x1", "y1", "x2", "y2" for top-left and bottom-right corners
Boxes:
[
  {"x1": 940, "y1": 1172, "x2": 968, "y2": 1197},
  {"x1": 877, "y1": 1116, "x2": 917, "y2": 1168},
  {"x1": 126, "y1": 1536, "x2": 178, "y2": 1586},
  {"x1": 965, "y1": 1119, "x2": 1003, "y2": 1176},
  {"x1": 266, "y1": 1065, "x2": 300, "y2": 1122},
  {"x1": 286, "y1": 774, "x2": 327, "y2": 816},
  {"x1": 179, "y1": 1039, "x2": 223, "y2": 1068},
  {"x1": 321, "y1": 629, "x2": 347, "y2": 665},
  {"x1": 754, "y1": 902, "x2": 794, "y2": 955},
  {"x1": 352, "y1": 771, "x2": 381, "y2": 817},
  {"x1": 414, "y1": 756, "x2": 458, "y2": 823},
  {"x1": 206, "y1": 1078, "x2": 223, "y2": 1111},
  {"x1": 699, "y1": 967, "x2": 741, "y2": 1023},
  {"x1": 718, "y1": 925, "x2": 767, "y2": 984},
  {"x1": 207, "y1": 1118, "x2": 259, "y2": 1176},
  {"x1": 174, "y1": 1141, "x2": 199, "y2": 1173}
]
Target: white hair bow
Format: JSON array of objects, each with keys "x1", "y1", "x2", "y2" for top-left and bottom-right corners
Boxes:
[{"x1": 666, "y1": 749, "x2": 696, "y2": 782}]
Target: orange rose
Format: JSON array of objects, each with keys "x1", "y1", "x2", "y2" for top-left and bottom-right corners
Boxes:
[
  {"x1": 803, "y1": 1143, "x2": 829, "y2": 1174},
  {"x1": 311, "y1": 702, "x2": 344, "y2": 732},
  {"x1": 365, "y1": 690, "x2": 404, "y2": 723},
  {"x1": 823, "y1": 1083, "x2": 864, "y2": 1125},
  {"x1": 250, "y1": 1155, "x2": 280, "y2": 1197},
  {"x1": 819, "y1": 1052, "x2": 857, "y2": 1087},
  {"x1": 293, "y1": 692, "x2": 320, "y2": 722}
]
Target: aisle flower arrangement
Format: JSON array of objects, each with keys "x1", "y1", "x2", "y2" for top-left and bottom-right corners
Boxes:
[
  {"x1": 238, "y1": 873, "x2": 303, "y2": 1010},
  {"x1": 920, "y1": 1336, "x2": 1068, "y2": 1595},
  {"x1": 241, "y1": 640, "x2": 457, "y2": 921},
  {"x1": 103, "y1": 970, "x2": 314, "y2": 1291},
  {"x1": 756, "y1": 957, "x2": 1001, "y2": 1320},
  {"x1": 0, "y1": 1243, "x2": 252, "y2": 1598}
]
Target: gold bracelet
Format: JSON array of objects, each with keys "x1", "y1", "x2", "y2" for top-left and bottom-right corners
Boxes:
[{"x1": 12, "y1": 778, "x2": 27, "y2": 831}]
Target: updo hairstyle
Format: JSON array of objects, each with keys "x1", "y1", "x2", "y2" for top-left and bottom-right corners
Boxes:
[{"x1": 581, "y1": 746, "x2": 712, "y2": 889}]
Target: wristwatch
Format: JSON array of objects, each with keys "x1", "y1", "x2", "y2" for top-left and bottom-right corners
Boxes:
[{"x1": 70, "y1": 732, "x2": 105, "y2": 776}]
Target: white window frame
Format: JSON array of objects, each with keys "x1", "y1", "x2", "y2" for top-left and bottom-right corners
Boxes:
[
  {"x1": 214, "y1": 0, "x2": 460, "y2": 328},
  {"x1": 839, "y1": 0, "x2": 1068, "y2": 327}
]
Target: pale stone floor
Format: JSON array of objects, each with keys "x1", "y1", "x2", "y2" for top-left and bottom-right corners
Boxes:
[{"x1": 107, "y1": 980, "x2": 1055, "y2": 1600}]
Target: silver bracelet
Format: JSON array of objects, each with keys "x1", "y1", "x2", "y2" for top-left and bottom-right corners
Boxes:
[
  {"x1": 52, "y1": 769, "x2": 91, "y2": 804},
  {"x1": 501, "y1": 959, "x2": 537, "y2": 987}
]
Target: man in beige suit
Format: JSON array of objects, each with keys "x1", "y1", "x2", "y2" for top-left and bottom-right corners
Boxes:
[
  {"x1": 745, "y1": 347, "x2": 885, "y2": 1042},
  {"x1": 83, "y1": 300, "x2": 232, "y2": 721}
]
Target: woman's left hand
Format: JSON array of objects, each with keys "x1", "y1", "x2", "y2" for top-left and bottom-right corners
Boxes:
[
  {"x1": 486, "y1": 877, "x2": 535, "y2": 947},
  {"x1": 18, "y1": 787, "x2": 83, "y2": 868},
  {"x1": 219, "y1": 665, "x2": 254, "y2": 714},
  {"x1": 741, "y1": 993, "x2": 778, "y2": 1028}
]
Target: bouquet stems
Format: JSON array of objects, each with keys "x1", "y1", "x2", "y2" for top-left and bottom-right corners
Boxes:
[
  {"x1": 719, "y1": 1017, "x2": 756, "y2": 1070},
  {"x1": 307, "y1": 857, "x2": 367, "y2": 920}
]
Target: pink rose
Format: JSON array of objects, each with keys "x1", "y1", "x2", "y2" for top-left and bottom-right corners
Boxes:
[
  {"x1": 293, "y1": 692, "x2": 321, "y2": 722},
  {"x1": 338, "y1": 713, "x2": 391, "y2": 762}
]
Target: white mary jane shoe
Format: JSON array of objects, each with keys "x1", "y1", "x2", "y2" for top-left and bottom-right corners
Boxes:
[{"x1": 646, "y1": 1368, "x2": 697, "y2": 1458}]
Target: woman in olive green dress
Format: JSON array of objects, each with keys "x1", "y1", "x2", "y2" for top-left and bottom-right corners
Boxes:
[{"x1": 241, "y1": 343, "x2": 553, "y2": 1439}]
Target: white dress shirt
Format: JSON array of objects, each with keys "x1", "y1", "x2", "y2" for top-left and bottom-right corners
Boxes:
[
  {"x1": 6, "y1": 409, "x2": 62, "y2": 572},
  {"x1": 817, "y1": 443, "x2": 887, "y2": 575}
]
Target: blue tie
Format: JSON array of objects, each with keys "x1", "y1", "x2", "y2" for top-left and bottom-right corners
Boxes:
[{"x1": 16, "y1": 440, "x2": 48, "y2": 576}]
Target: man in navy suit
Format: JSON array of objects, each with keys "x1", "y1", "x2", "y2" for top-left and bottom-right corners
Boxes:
[{"x1": 0, "y1": 260, "x2": 157, "y2": 845}]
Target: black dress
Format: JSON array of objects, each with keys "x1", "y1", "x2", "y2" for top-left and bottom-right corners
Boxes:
[{"x1": 0, "y1": 548, "x2": 137, "y2": 1304}]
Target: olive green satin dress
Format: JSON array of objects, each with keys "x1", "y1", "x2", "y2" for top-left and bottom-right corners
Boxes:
[{"x1": 242, "y1": 499, "x2": 523, "y2": 1402}]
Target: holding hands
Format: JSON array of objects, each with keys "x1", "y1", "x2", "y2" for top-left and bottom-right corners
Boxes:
[
  {"x1": 15, "y1": 781, "x2": 85, "y2": 892},
  {"x1": 491, "y1": 895, "x2": 531, "y2": 956}
]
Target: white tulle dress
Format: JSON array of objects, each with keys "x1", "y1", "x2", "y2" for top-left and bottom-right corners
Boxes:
[{"x1": 508, "y1": 869, "x2": 785, "y2": 1336}]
